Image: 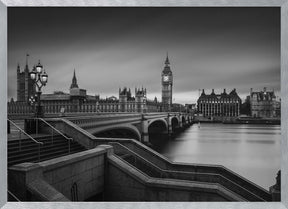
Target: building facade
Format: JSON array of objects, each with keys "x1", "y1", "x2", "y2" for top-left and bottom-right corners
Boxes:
[
  {"x1": 9, "y1": 70, "x2": 160, "y2": 115},
  {"x1": 250, "y1": 87, "x2": 277, "y2": 118},
  {"x1": 161, "y1": 54, "x2": 173, "y2": 112},
  {"x1": 197, "y1": 89, "x2": 241, "y2": 117},
  {"x1": 10, "y1": 55, "x2": 184, "y2": 116}
]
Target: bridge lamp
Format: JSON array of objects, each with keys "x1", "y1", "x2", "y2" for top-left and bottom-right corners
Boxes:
[
  {"x1": 30, "y1": 67, "x2": 37, "y2": 80},
  {"x1": 36, "y1": 61, "x2": 43, "y2": 73},
  {"x1": 40, "y1": 70, "x2": 48, "y2": 85},
  {"x1": 29, "y1": 60, "x2": 48, "y2": 118}
]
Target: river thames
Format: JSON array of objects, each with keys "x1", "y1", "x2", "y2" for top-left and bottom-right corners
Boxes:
[{"x1": 150, "y1": 123, "x2": 281, "y2": 190}]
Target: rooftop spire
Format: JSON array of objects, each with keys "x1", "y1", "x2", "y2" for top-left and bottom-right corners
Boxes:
[
  {"x1": 70, "y1": 69, "x2": 79, "y2": 89},
  {"x1": 24, "y1": 54, "x2": 30, "y2": 72},
  {"x1": 17, "y1": 63, "x2": 20, "y2": 73},
  {"x1": 165, "y1": 52, "x2": 170, "y2": 66},
  {"x1": 26, "y1": 54, "x2": 29, "y2": 66}
]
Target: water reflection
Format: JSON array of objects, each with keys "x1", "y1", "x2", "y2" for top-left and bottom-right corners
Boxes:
[{"x1": 149, "y1": 123, "x2": 281, "y2": 190}]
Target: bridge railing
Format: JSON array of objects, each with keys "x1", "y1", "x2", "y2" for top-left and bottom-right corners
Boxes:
[
  {"x1": 109, "y1": 141, "x2": 267, "y2": 201},
  {"x1": 64, "y1": 112, "x2": 185, "y2": 129},
  {"x1": 66, "y1": 113, "x2": 142, "y2": 126}
]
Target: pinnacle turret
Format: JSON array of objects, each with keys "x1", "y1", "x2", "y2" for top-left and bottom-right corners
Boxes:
[{"x1": 70, "y1": 69, "x2": 79, "y2": 89}]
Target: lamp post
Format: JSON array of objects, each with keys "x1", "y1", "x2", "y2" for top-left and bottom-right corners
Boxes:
[{"x1": 30, "y1": 60, "x2": 48, "y2": 118}]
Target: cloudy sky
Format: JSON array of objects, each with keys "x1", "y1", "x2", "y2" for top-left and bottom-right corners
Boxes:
[{"x1": 8, "y1": 7, "x2": 280, "y2": 104}]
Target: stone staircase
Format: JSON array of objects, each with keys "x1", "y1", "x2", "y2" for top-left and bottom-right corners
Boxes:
[
  {"x1": 8, "y1": 134, "x2": 86, "y2": 167},
  {"x1": 110, "y1": 142, "x2": 271, "y2": 201}
]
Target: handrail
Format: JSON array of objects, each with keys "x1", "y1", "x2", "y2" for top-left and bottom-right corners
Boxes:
[
  {"x1": 8, "y1": 190, "x2": 21, "y2": 202},
  {"x1": 8, "y1": 119, "x2": 43, "y2": 145},
  {"x1": 109, "y1": 142, "x2": 264, "y2": 201},
  {"x1": 38, "y1": 118, "x2": 73, "y2": 141}
]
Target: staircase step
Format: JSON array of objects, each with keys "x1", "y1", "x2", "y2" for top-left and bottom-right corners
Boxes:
[
  {"x1": 8, "y1": 146, "x2": 86, "y2": 167},
  {"x1": 8, "y1": 142, "x2": 80, "y2": 160},
  {"x1": 8, "y1": 139, "x2": 69, "y2": 153},
  {"x1": 8, "y1": 135, "x2": 65, "y2": 146},
  {"x1": 8, "y1": 134, "x2": 57, "y2": 141},
  {"x1": 8, "y1": 133, "x2": 86, "y2": 167}
]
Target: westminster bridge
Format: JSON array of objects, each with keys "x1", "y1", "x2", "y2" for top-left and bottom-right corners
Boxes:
[
  {"x1": 63, "y1": 112, "x2": 193, "y2": 143},
  {"x1": 9, "y1": 112, "x2": 193, "y2": 143}
]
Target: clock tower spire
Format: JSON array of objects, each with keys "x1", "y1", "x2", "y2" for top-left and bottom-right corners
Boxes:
[
  {"x1": 165, "y1": 52, "x2": 170, "y2": 65},
  {"x1": 161, "y1": 53, "x2": 173, "y2": 112}
]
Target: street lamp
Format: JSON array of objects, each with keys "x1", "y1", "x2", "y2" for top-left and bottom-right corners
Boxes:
[{"x1": 30, "y1": 60, "x2": 48, "y2": 117}]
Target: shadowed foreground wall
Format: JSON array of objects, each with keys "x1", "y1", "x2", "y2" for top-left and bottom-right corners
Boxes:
[{"x1": 9, "y1": 146, "x2": 109, "y2": 201}]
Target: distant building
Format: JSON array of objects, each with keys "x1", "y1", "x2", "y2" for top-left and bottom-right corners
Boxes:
[
  {"x1": 185, "y1": 104, "x2": 197, "y2": 114},
  {"x1": 38, "y1": 70, "x2": 97, "y2": 113},
  {"x1": 9, "y1": 55, "x2": 183, "y2": 116},
  {"x1": 118, "y1": 87, "x2": 161, "y2": 113},
  {"x1": 9, "y1": 70, "x2": 160, "y2": 115},
  {"x1": 197, "y1": 89, "x2": 241, "y2": 117},
  {"x1": 16, "y1": 62, "x2": 36, "y2": 102},
  {"x1": 274, "y1": 99, "x2": 281, "y2": 117},
  {"x1": 161, "y1": 54, "x2": 173, "y2": 112},
  {"x1": 250, "y1": 87, "x2": 277, "y2": 118},
  {"x1": 171, "y1": 103, "x2": 186, "y2": 113}
]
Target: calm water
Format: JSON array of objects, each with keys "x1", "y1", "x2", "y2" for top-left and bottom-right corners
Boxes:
[{"x1": 150, "y1": 123, "x2": 281, "y2": 190}]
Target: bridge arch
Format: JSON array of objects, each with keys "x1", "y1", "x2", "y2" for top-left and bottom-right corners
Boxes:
[
  {"x1": 148, "y1": 119, "x2": 168, "y2": 134},
  {"x1": 91, "y1": 124, "x2": 141, "y2": 141},
  {"x1": 170, "y1": 116, "x2": 179, "y2": 132},
  {"x1": 181, "y1": 116, "x2": 186, "y2": 125}
]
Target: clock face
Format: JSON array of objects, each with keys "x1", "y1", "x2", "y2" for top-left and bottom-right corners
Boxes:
[{"x1": 163, "y1": 75, "x2": 169, "y2": 82}]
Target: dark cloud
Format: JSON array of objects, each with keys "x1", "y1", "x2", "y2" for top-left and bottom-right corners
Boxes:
[{"x1": 8, "y1": 7, "x2": 280, "y2": 103}]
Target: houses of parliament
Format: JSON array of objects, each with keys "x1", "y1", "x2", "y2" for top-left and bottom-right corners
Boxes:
[{"x1": 8, "y1": 55, "x2": 185, "y2": 116}]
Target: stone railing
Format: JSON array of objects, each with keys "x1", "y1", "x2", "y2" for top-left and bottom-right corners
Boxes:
[
  {"x1": 106, "y1": 154, "x2": 244, "y2": 201},
  {"x1": 111, "y1": 138, "x2": 272, "y2": 201},
  {"x1": 109, "y1": 142, "x2": 265, "y2": 201}
]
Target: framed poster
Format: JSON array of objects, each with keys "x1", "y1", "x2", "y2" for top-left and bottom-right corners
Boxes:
[{"x1": 1, "y1": 0, "x2": 288, "y2": 209}]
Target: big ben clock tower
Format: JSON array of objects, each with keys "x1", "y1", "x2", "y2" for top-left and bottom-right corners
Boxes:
[{"x1": 161, "y1": 54, "x2": 173, "y2": 112}]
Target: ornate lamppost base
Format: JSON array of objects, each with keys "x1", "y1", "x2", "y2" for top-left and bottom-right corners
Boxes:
[{"x1": 35, "y1": 105, "x2": 44, "y2": 118}]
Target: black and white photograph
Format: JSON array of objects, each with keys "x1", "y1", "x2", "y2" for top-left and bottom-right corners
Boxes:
[{"x1": 6, "y1": 7, "x2": 281, "y2": 202}]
